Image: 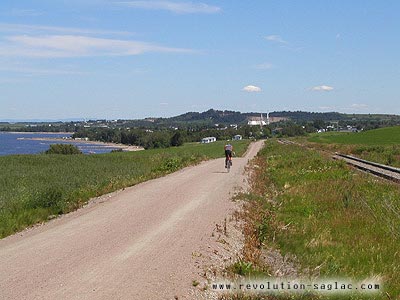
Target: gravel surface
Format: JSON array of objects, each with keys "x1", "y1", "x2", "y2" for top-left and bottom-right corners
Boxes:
[{"x1": 0, "y1": 141, "x2": 264, "y2": 300}]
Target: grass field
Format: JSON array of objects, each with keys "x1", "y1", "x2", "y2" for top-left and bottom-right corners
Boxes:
[
  {"x1": 308, "y1": 126, "x2": 400, "y2": 145},
  {"x1": 228, "y1": 140, "x2": 400, "y2": 300},
  {"x1": 304, "y1": 126, "x2": 400, "y2": 168},
  {"x1": 0, "y1": 140, "x2": 250, "y2": 238}
]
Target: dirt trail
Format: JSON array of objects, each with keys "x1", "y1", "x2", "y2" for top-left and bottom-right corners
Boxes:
[{"x1": 0, "y1": 141, "x2": 264, "y2": 300}]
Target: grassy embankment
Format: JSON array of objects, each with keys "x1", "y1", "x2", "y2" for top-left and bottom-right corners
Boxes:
[
  {"x1": 0, "y1": 140, "x2": 250, "y2": 238},
  {"x1": 226, "y1": 140, "x2": 399, "y2": 300},
  {"x1": 304, "y1": 126, "x2": 400, "y2": 167}
]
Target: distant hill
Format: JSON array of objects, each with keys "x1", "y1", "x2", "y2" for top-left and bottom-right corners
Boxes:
[
  {"x1": 149, "y1": 109, "x2": 400, "y2": 126},
  {"x1": 168, "y1": 109, "x2": 246, "y2": 124},
  {"x1": 146, "y1": 109, "x2": 333, "y2": 126},
  {"x1": 269, "y1": 111, "x2": 346, "y2": 121},
  {"x1": 2, "y1": 109, "x2": 400, "y2": 131}
]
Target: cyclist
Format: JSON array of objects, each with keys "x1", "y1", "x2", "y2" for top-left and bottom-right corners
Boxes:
[{"x1": 224, "y1": 143, "x2": 233, "y2": 168}]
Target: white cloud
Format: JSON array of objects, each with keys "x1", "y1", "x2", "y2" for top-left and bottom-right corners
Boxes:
[
  {"x1": 254, "y1": 62, "x2": 273, "y2": 70},
  {"x1": 311, "y1": 85, "x2": 334, "y2": 92},
  {"x1": 350, "y1": 103, "x2": 368, "y2": 109},
  {"x1": 6, "y1": 9, "x2": 44, "y2": 17},
  {"x1": 0, "y1": 78, "x2": 26, "y2": 84},
  {"x1": 0, "y1": 23, "x2": 133, "y2": 36},
  {"x1": 265, "y1": 35, "x2": 287, "y2": 44},
  {"x1": 318, "y1": 106, "x2": 336, "y2": 111},
  {"x1": 116, "y1": 1, "x2": 221, "y2": 14},
  {"x1": 242, "y1": 85, "x2": 262, "y2": 92},
  {"x1": 265, "y1": 35, "x2": 303, "y2": 52},
  {"x1": 0, "y1": 35, "x2": 193, "y2": 58},
  {"x1": 340, "y1": 103, "x2": 369, "y2": 112},
  {"x1": 0, "y1": 66, "x2": 86, "y2": 76}
]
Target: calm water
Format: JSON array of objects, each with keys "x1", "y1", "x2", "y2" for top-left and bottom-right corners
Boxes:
[{"x1": 0, "y1": 132, "x2": 121, "y2": 156}]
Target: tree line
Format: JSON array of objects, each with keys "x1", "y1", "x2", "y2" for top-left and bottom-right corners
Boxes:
[{"x1": 72, "y1": 126, "x2": 274, "y2": 149}]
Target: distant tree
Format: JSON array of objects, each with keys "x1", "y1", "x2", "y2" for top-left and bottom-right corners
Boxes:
[
  {"x1": 313, "y1": 119, "x2": 326, "y2": 130},
  {"x1": 111, "y1": 148, "x2": 123, "y2": 153},
  {"x1": 282, "y1": 123, "x2": 306, "y2": 137},
  {"x1": 171, "y1": 131, "x2": 184, "y2": 146}
]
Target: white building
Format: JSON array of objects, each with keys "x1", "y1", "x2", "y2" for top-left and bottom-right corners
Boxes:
[
  {"x1": 247, "y1": 113, "x2": 269, "y2": 126},
  {"x1": 201, "y1": 137, "x2": 217, "y2": 143}
]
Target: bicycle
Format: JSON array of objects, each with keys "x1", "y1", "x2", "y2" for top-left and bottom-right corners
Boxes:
[{"x1": 226, "y1": 157, "x2": 232, "y2": 172}]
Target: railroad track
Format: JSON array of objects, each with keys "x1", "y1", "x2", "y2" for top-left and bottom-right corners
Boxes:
[
  {"x1": 278, "y1": 139, "x2": 400, "y2": 183},
  {"x1": 277, "y1": 139, "x2": 303, "y2": 146},
  {"x1": 333, "y1": 153, "x2": 400, "y2": 183}
]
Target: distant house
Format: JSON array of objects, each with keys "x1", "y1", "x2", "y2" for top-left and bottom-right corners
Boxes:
[
  {"x1": 247, "y1": 115, "x2": 267, "y2": 126},
  {"x1": 326, "y1": 125, "x2": 336, "y2": 131},
  {"x1": 340, "y1": 126, "x2": 359, "y2": 133},
  {"x1": 233, "y1": 135, "x2": 242, "y2": 140},
  {"x1": 201, "y1": 137, "x2": 217, "y2": 143},
  {"x1": 247, "y1": 113, "x2": 288, "y2": 125}
]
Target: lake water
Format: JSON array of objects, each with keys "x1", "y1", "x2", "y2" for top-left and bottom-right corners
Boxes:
[{"x1": 0, "y1": 132, "x2": 122, "y2": 156}]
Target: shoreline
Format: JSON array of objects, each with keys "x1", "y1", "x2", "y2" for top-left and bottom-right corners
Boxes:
[
  {"x1": 16, "y1": 137, "x2": 145, "y2": 152},
  {"x1": 2, "y1": 131, "x2": 74, "y2": 135}
]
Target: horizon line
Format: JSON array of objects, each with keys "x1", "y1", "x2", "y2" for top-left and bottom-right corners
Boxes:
[{"x1": 1, "y1": 109, "x2": 399, "y2": 123}]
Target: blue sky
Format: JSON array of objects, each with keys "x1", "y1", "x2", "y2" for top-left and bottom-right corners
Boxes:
[{"x1": 0, "y1": 0, "x2": 399, "y2": 120}]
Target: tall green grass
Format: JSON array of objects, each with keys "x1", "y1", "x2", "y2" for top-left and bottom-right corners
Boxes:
[
  {"x1": 247, "y1": 141, "x2": 400, "y2": 299},
  {"x1": 305, "y1": 126, "x2": 400, "y2": 167},
  {"x1": 0, "y1": 140, "x2": 250, "y2": 238}
]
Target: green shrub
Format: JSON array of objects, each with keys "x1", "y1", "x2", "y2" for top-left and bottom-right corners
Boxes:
[
  {"x1": 45, "y1": 144, "x2": 82, "y2": 155},
  {"x1": 111, "y1": 148, "x2": 123, "y2": 153}
]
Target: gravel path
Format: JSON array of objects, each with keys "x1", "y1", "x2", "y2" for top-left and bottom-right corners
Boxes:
[{"x1": 0, "y1": 141, "x2": 264, "y2": 300}]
